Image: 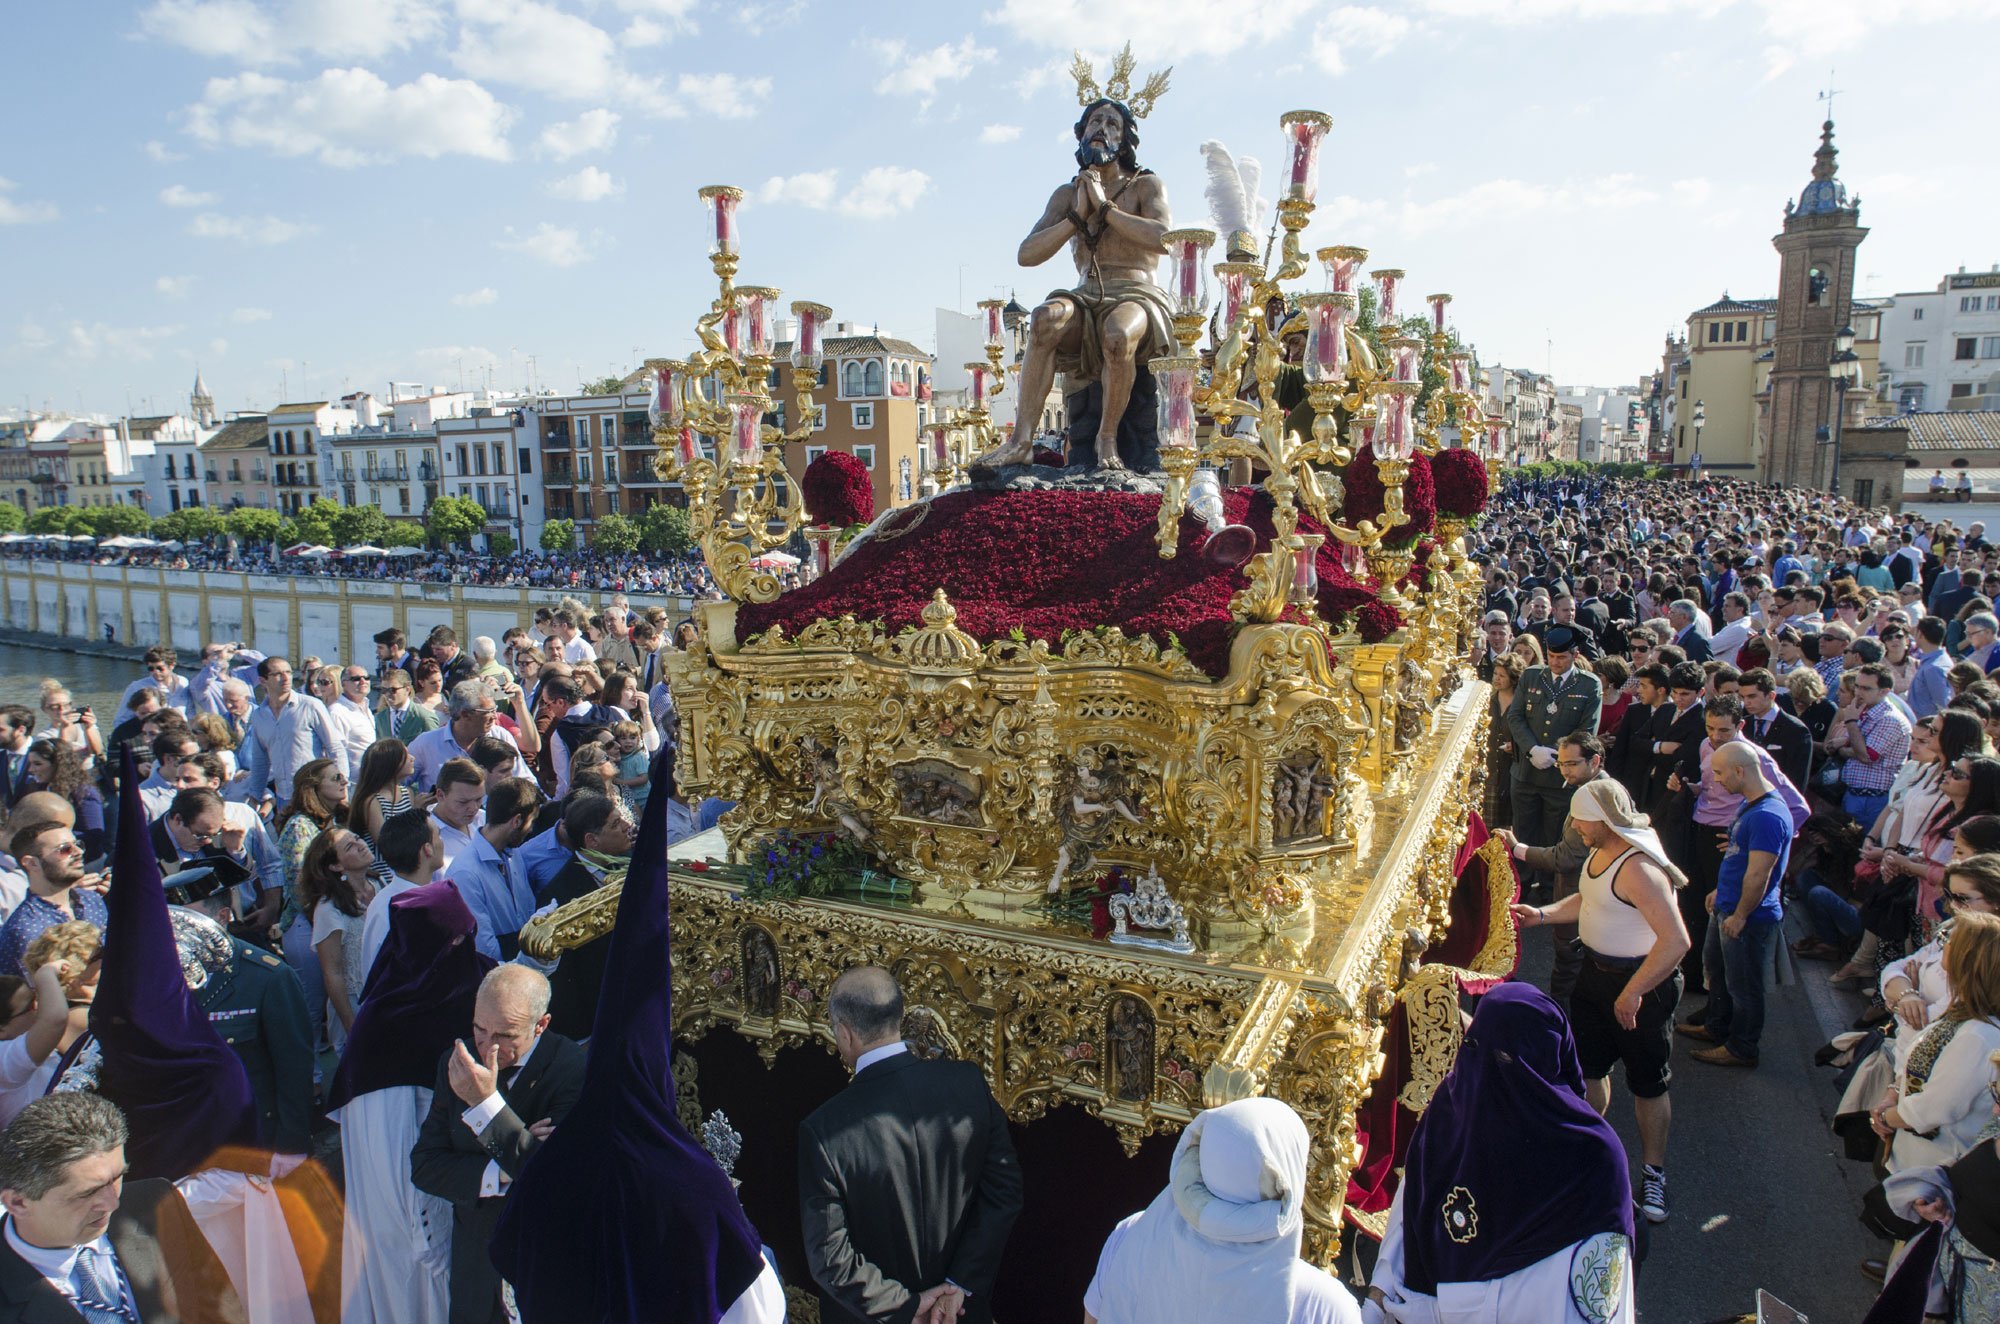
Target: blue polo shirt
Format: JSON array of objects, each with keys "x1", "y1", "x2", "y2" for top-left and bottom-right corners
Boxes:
[{"x1": 1715, "y1": 791, "x2": 1791, "y2": 924}]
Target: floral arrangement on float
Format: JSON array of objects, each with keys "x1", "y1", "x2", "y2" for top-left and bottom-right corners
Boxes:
[{"x1": 800, "y1": 450, "x2": 875, "y2": 577}]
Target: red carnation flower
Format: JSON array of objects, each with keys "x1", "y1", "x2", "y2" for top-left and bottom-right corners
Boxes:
[
  {"x1": 1341, "y1": 445, "x2": 1433, "y2": 547},
  {"x1": 1432, "y1": 447, "x2": 1490, "y2": 520},
  {"x1": 1033, "y1": 444, "x2": 1068, "y2": 467},
  {"x1": 1357, "y1": 600, "x2": 1404, "y2": 642},
  {"x1": 803, "y1": 450, "x2": 875, "y2": 528},
  {"x1": 1395, "y1": 451, "x2": 1436, "y2": 546},
  {"x1": 1342, "y1": 443, "x2": 1387, "y2": 527}
]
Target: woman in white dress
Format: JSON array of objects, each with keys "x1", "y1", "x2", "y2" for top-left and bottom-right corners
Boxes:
[
  {"x1": 326, "y1": 880, "x2": 495, "y2": 1324},
  {"x1": 1366, "y1": 983, "x2": 1637, "y2": 1324}
]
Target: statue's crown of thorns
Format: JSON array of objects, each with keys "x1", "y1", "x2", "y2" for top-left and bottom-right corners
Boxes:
[{"x1": 1070, "y1": 42, "x2": 1171, "y2": 119}]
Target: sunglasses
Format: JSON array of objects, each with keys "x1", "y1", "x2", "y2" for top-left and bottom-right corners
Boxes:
[{"x1": 1948, "y1": 767, "x2": 1973, "y2": 781}]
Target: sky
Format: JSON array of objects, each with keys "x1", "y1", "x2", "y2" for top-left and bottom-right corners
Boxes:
[{"x1": 3, "y1": 0, "x2": 1996, "y2": 421}]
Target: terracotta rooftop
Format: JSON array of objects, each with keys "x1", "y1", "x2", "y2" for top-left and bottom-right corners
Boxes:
[
  {"x1": 1870, "y1": 411, "x2": 2000, "y2": 451},
  {"x1": 198, "y1": 415, "x2": 270, "y2": 453}
]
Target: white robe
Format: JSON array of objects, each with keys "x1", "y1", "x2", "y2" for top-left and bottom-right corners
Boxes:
[
  {"x1": 1362, "y1": 1186, "x2": 1634, "y2": 1324},
  {"x1": 331, "y1": 1085, "x2": 454, "y2": 1324},
  {"x1": 174, "y1": 1169, "x2": 315, "y2": 1324}
]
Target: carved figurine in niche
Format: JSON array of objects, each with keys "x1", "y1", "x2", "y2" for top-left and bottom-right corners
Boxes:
[
  {"x1": 1108, "y1": 994, "x2": 1155, "y2": 1103},
  {"x1": 1272, "y1": 751, "x2": 1335, "y2": 844},
  {"x1": 1047, "y1": 751, "x2": 1145, "y2": 893},
  {"x1": 901, "y1": 1006, "x2": 953, "y2": 1061},
  {"x1": 740, "y1": 926, "x2": 780, "y2": 1019},
  {"x1": 801, "y1": 733, "x2": 874, "y2": 846},
  {"x1": 1394, "y1": 658, "x2": 1436, "y2": 751},
  {"x1": 890, "y1": 761, "x2": 984, "y2": 826}
]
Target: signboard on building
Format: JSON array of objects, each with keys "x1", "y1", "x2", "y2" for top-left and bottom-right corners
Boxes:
[{"x1": 1948, "y1": 273, "x2": 2000, "y2": 290}]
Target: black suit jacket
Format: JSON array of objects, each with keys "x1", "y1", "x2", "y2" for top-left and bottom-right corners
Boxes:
[
  {"x1": 1607, "y1": 700, "x2": 1658, "y2": 801},
  {"x1": 1643, "y1": 700, "x2": 1707, "y2": 816},
  {"x1": 0, "y1": 1185, "x2": 212, "y2": 1324},
  {"x1": 1749, "y1": 707, "x2": 1814, "y2": 795},
  {"x1": 799, "y1": 1051, "x2": 1023, "y2": 1324},
  {"x1": 409, "y1": 1034, "x2": 586, "y2": 1324},
  {"x1": 1673, "y1": 627, "x2": 1713, "y2": 662},
  {"x1": 541, "y1": 858, "x2": 611, "y2": 1042}
]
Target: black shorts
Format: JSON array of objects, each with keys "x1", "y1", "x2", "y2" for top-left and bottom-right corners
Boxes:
[{"x1": 1572, "y1": 952, "x2": 1681, "y2": 1099}]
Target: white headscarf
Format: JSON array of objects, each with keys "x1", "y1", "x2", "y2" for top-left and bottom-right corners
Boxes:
[
  {"x1": 1567, "y1": 778, "x2": 1687, "y2": 888},
  {"x1": 1088, "y1": 1097, "x2": 1328, "y2": 1324}
]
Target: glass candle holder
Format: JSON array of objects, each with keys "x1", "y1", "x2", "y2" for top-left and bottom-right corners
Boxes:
[
  {"x1": 932, "y1": 427, "x2": 949, "y2": 469},
  {"x1": 1449, "y1": 352, "x2": 1473, "y2": 395},
  {"x1": 698, "y1": 185, "x2": 742, "y2": 259},
  {"x1": 1215, "y1": 262, "x2": 1259, "y2": 337},
  {"x1": 1485, "y1": 417, "x2": 1508, "y2": 457},
  {"x1": 738, "y1": 287, "x2": 778, "y2": 358},
  {"x1": 1299, "y1": 294, "x2": 1348, "y2": 386},
  {"x1": 1389, "y1": 337, "x2": 1423, "y2": 384},
  {"x1": 1372, "y1": 268, "x2": 1404, "y2": 325},
  {"x1": 1151, "y1": 356, "x2": 1199, "y2": 450},
  {"x1": 646, "y1": 360, "x2": 686, "y2": 431},
  {"x1": 1381, "y1": 387, "x2": 1416, "y2": 459},
  {"x1": 966, "y1": 363, "x2": 989, "y2": 411},
  {"x1": 726, "y1": 394, "x2": 763, "y2": 463},
  {"x1": 1318, "y1": 245, "x2": 1368, "y2": 295},
  {"x1": 1279, "y1": 110, "x2": 1332, "y2": 204},
  {"x1": 1163, "y1": 229, "x2": 1215, "y2": 320},
  {"x1": 979, "y1": 298, "x2": 1006, "y2": 351},
  {"x1": 1426, "y1": 293, "x2": 1452, "y2": 336},
  {"x1": 721, "y1": 300, "x2": 744, "y2": 357},
  {"x1": 1339, "y1": 538, "x2": 1367, "y2": 578},
  {"x1": 1289, "y1": 542, "x2": 1319, "y2": 604},
  {"x1": 1357, "y1": 404, "x2": 1379, "y2": 452},
  {"x1": 791, "y1": 301, "x2": 830, "y2": 371},
  {"x1": 677, "y1": 424, "x2": 699, "y2": 467}
]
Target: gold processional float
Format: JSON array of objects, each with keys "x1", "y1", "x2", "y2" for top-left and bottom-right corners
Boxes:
[{"x1": 522, "y1": 45, "x2": 1524, "y2": 1273}]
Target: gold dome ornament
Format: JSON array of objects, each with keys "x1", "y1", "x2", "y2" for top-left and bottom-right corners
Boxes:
[
  {"x1": 1069, "y1": 42, "x2": 1171, "y2": 117},
  {"x1": 903, "y1": 590, "x2": 984, "y2": 670}
]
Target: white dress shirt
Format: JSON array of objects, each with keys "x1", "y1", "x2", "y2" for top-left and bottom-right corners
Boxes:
[
  {"x1": 2, "y1": 1216, "x2": 129, "y2": 1315},
  {"x1": 560, "y1": 635, "x2": 596, "y2": 664},
  {"x1": 329, "y1": 697, "x2": 376, "y2": 780},
  {"x1": 431, "y1": 811, "x2": 477, "y2": 878},
  {"x1": 461, "y1": 1032, "x2": 543, "y2": 1197},
  {"x1": 854, "y1": 1041, "x2": 909, "y2": 1073}
]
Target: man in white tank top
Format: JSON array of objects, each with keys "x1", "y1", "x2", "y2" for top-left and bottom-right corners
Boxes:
[{"x1": 1512, "y1": 779, "x2": 1690, "y2": 1225}]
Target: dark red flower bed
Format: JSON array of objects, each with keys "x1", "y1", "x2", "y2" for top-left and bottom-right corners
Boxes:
[
  {"x1": 1341, "y1": 444, "x2": 1436, "y2": 547},
  {"x1": 1032, "y1": 444, "x2": 1068, "y2": 467},
  {"x1": 738, "y1": 487, "x2": 1389, "y2": 680},
  {"x1": 1432, "y1": 447, "x2": 1490, "y2": 519},
  {"x1": 803, "y1": 450, "x2": 874, "y2": 527}
]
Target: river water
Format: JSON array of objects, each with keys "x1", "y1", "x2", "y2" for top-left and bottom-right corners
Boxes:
[{"x1": 0, "y1": 641, "x2": 135, "y2": 716}]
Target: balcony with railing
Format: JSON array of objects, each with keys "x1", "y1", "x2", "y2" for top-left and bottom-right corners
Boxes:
[
  {"x1": 363, "y1": 463, "x2": 411, "y2": 483},
  {"x1": 418, "y1": 459, "x2": 438, "y2": 481},
  {"x1": 481, "y1": 499, "x2": 514, "y2": 522},
  {"x1": 541, "y1": 421, "x2": 573, "y2": 449},
  {"x1": 543, "y1": 460, "x2": 574, "y2": 487},
  {"x1": 204, "y1": 469, "x2": 219, "y2": 483}
]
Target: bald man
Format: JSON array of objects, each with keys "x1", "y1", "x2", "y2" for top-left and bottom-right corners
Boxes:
[{"x1": 799, "y1": 967, "x2": 1022, "y2": 1324}]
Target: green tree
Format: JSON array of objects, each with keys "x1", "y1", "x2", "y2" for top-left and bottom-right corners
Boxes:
[
  {"x1": 224, "y1": 506, "x2": 283, "y2": 546},
  {"x1": 540, "y1": 518, "x2": 575, "y2": 553},
  {"x1": 592, "y1": 512, "x2": 639, "y2": 555},
  {"x1": 27, "y1": 506, "x2": 83, "y2": 535},
  {"x1": 385, "y1": 519, "x2": 428, "y2": 548},
  {"x1": 331, "y1": 505, "x2": 390, "y2": 547},
  {"x1": 580, "y1": 375, "x2": 627, "y2": 396},
  {"x1": 425, "y1": 495, "x2": 485, "y2": 548},
  {"x1": 0, "y1": 503, "x2": 24, "y2": 535},
  {"x1": 152, "y1": 508, "x2": 226, "y2": 543},
  {"x1": 290, "y1": 498, "x2": 343, "y2": 548},
  {"x1": 634, "y1": 501, "x2": 693, "y2": 556},
  {"x1": 487, "y1": 531, "x2": 516, "y2": 556},
  {"x1": 78, "y1": 504, "x2": 153, "y2": 538}
]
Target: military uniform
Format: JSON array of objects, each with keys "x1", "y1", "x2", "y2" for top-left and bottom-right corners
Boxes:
[
  {"x1": 1503, "y1": 628, "x2": 1604, "y2": 890},
  {"x1": 194, "y1": 933, "x2": 316, "y2": 1156}
]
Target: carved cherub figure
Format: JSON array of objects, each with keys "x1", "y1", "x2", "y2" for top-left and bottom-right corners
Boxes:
[{"x1": 1047, "y1": 753, "x2": 1145, "y2": 893}]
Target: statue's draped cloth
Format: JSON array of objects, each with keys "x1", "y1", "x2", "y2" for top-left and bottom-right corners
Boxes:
[{"x1": 1046, "y1": 277, "x2": 1175, "y2": 385}]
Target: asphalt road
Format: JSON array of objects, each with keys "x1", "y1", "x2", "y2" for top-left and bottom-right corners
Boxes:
[{"x1": 1513, "y1": 921, "x2": 1882, "y2": 1323}]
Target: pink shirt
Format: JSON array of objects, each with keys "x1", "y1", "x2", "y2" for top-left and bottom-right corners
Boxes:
[{"x1": 1692, "y1": 734, "x2": 1812, "y2": 830}]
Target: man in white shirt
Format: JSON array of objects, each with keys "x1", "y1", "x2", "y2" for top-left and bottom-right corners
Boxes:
[
  {"x1": 328, "y1": 667, "x2": 377, "y2": 780},
  {"x1": 552, "y1": 609, "x2": 596, "y2": 665},
  {"x1": 440, "y1": 777, "x2": 545, "y2": 962},
  {"x1": 1707, "y1": 592, "x2": 1755, "y2": 668},
  {"x1": 428, "y1": 758, "x2": 485, "y2": 877},
  {"x1": 118, "y1": 644, "x2": 192, "y2": 717},
  {"x1": 138, "y1": 730, "x2": 201, "y2": 822},
  {"x1": 408, "y1": 682, "x2": 531, "y2": 791},
  {"x1": 358, "y1": 808, "x2": 442, "y2": 979},
  {"x1": 239, "y1": 657, "x2": 339, "y2": 806}
]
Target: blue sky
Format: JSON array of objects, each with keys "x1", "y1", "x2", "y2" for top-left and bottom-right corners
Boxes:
[{"x1": 3, "y1": 0, "x2": 1993, "y2": 420}]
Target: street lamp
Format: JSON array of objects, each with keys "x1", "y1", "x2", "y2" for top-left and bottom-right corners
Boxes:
[
  {"x1": 1691, "y1": 398, "x2": 1706, "y2": 476},
  {"x1": 1825, "y1": 324, "x2": 1861, "y2": 498}
]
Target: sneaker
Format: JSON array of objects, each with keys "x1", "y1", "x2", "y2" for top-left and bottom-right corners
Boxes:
[{"x1": 1639, "y1": 1166, "x2": 1669, "y2": 1224}]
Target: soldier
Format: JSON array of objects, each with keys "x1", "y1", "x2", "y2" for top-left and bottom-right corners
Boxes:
[
  {"x1": 163, "y1": 863, "x2": 316, "y2": 1170},
  {"x1": 1504, "y1": 625, "x2": 1603, "y2": 901}
]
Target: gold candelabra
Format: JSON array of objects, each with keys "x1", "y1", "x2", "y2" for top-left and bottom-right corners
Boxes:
[{"x1": 930, "y1": 299, "x2": 1012, "y2": 490}]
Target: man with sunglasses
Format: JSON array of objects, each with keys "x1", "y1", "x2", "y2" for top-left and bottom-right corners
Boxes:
[
  {"x1": 375, "y1": 667, "x2": 442, "y2": 745},
  {"x1": 0, "y1": 823, "x2": 106, "y2": 980},
  {"x1": 322, "y1": 667, "x2": 377, "y2": 781},
  {"x1": 117, "y1": 645, "x2": 191, "y2": 718}
]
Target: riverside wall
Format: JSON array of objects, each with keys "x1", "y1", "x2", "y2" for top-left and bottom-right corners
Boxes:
[{"x1": 0, "y1": 561, "x2": 699, "y2": 662}]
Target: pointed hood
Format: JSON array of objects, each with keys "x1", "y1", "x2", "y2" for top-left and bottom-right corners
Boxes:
[
  {"x1": 490, "y1": 748, "x2": 765, "y2": 1322},
  {"x1": 90, "y1": 747, "x2": 258, "y2": 1180}
]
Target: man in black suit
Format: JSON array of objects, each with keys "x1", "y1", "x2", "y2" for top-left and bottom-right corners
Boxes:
[
  {"x1": 0, "y1": 709, "x2": 33, "y2": 810},
  {"x1": 0, "y1": 1093, "x2": 151, "y2": 1323},
  {"x1": 540, "y1": 794, "x2": 635, "y2": 1041},
  {"x1": 1643, "y1": 663, "x2": 1708, "y2": 820},
  {"x1": 1607, "y1": 664, "x2": 1668, "y2": 805},
  {"x1": 1739, "y1": 667, "x2": 1813, "y2": 793},
  {"x1": 799, "y1": 967, "x2": 1023, "y2": 1324},
  {"x1": 410, "y1": 965, "x2": 586, "y2": 1324}
]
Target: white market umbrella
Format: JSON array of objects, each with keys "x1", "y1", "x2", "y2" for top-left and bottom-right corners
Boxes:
[
  {"x1": 749, "y1": 550, "x2": 800, "y2": 569},
  {"x1": 383, "y1": 545, "x2": 427, "y2": 556},
  {"x1": 340, "y1": 544, "x2": 387, "y2": 556}
]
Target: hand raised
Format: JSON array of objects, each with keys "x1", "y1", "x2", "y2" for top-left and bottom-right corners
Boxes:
[{"x1": 448, "y1": 1039, "x2": 501, "y2": 1107}]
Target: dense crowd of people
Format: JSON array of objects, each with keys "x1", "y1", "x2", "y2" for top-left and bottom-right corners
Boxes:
[
  {"x1": 2, "y1": 469, "x2": 1998, "y2": 1321},
  {"x1": 1471, "y1": 471, "x2": 2000, "y2": 1321}
]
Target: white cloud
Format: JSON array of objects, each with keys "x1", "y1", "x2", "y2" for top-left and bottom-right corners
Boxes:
[
  {"x1": 230, "y1": 306, "x2": 273, "y2": 322},
  {"x1": 536, "y1": 108, "x2": 620, "y2": 159},
  {"x1": 758, "y1": 170, "x2": 841, "y2": 210},
  {"x1": 188, "y1": 212, "x2": 315, "y2": 244},
  {"x1": 546, "y1": 166, "x2": 621, "y2": 201},
  {"x1": 674, "y1": 73, "x2": 772, "y2": 119},
  {"x1": 160, "y1": 183, "x2": 218, "y2": 207},
  {"x1": 15, "y1": 319, "x2": 53, "y2": 352},
  {"x1": 979, "y1": 123, "x2": 1022, "y2": 144},
  {"x1": 837, "y1": 166, "x2": 930, "y2": 220},
  {"x1": 156, "y1": 274, "x2": 196, "y2": 298},
  {"x1": 733, "y1": 0, "x2": 807, "y2": 33},
  {"x1": 453, "y1": 0, "x2": 677, "y2": 115},
  {"x1": 621, "y1": 16, "x2": 669, "y2": 46},
  {"x1": 58, "y1": 321, "x2": 185, "y2": 362},
  {"x1": 870, "y1": 35, "x2": 994, "y2": 99},
  {"x1": 138, "y1": 0, "x2": 446, "y2": 64},
  {"x1": 144, "y1": 139, "x2": 187, "y2": 163},
  {"x1": 1671, "y1": 178, "x2": 1715, "y2": 207},
  {"x1": 186, "y1": 67, "x2": 514, "y2": 166},
  {"x1": 1310, "y1": 6, "x2": 1411, "y2": 74},
  {"x1": 1749, "y1": 0, "x2": 1986, "y2": 77},
  {"x1": 987, "y1": 1, "x2": 1302, "y2": 60},
  {"x1": 496, "y1": 222, "x2": 595, "y2": 267},
  {"x1": 206, "y1": 337, "x2": 229, "y2": 359},
  {"x1": 452, "y1": 287, "x2": 499, "y2": 307},
  {"x1": 0, "y1": 178, "x2": 58, "y2": 225}
]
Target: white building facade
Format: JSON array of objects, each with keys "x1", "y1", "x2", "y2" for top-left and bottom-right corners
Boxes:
[{"x1": 1881, "y1": 268, "x2": 2000, "y2": 414}]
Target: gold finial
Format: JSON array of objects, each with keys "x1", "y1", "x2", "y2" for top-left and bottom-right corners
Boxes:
[
  {"x1": 921, "y1": 588, "x2": 957, "y2": 629},
  {"x1": 1071, "y1": 42, "x2": 1171, "y2": 119}
]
